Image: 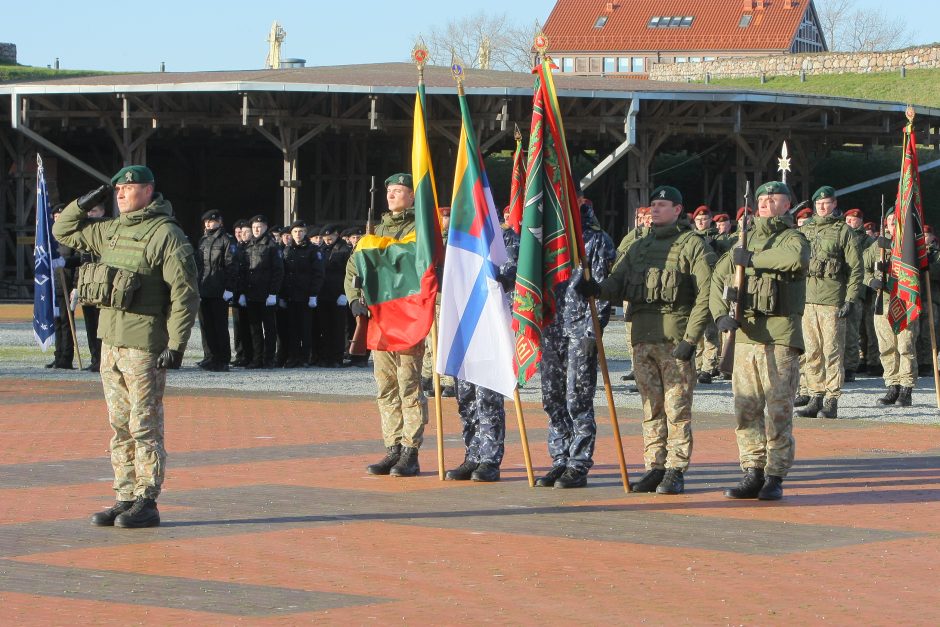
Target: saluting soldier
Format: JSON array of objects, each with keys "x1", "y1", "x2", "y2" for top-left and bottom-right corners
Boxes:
[
  {"x1": 578, "y1": 186, "x2": 714, "y2": 494},
  {"x1": 54, "y1": 165, "x2": 199, "y2": 528},
  {"x1": 195, "y1": 209, "x2": 237, "y2": 372},
  {"x1": 792, "y1": 186, "x2": 863, "y2": 419},
  {"x1": 345, "y1": 173, "x2": 429, "y2": 477},
  {"x1": 710, "y1": 181, "x2": 809, "y2": 501}
]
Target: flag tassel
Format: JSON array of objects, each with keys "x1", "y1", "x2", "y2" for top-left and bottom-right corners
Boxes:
[{"x1": 511, "y1": 388, "x2": 535, "y2": 487}]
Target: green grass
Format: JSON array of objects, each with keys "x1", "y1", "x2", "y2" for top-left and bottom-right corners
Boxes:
[
  {"x1": 0, "y1": 64, "x2": 113, "y2": 83},
  {"x1": 705, "y1": 68, "x2": 940, "y2": 108}
]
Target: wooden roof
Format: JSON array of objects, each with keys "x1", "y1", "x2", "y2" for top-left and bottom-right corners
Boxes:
[{"x1": 543, "y1": 0, "x2": 817, "y2": 53}]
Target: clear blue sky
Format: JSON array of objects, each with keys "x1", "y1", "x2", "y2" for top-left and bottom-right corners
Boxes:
[{"x1": 2, "y1": 0, "x2": 936, "y2": 72}]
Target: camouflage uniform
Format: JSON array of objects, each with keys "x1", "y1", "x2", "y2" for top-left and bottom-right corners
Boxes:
[
  {"x1": 599, "y1": 216, "x2": 714, "y2": 472},
  {"x1": 797, "y1": 214, "x2": 863, "y2": 400},
  {"x1": 53, "y1": 192, "x2": 199, "y2": 501},
  {"x1": 540, "y1": 205, "x2": 615, "y2": 472},
  {"x1": 865, "y1": 239, "x2": 919, "y2": 388},
  {"x1": 613, "y1": 226, "x2": 647, "y2": 361},
  {"x1": 346, "y1": 207, "x2": 429, "y2": 450},
  {"x1": 710, "y1": 214, "x2": 809, "y2": 478}
]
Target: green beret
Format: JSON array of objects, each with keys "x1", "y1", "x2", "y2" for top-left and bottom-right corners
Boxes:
[
  {"x1": 755, "y1": 181, "x2": 792, "y2": 198},
  {"x1": 650, "y1": 185, "x2": 682, "y2": 205},
  {"x1": 385, "y1": 173, "x2": 413, "y2": 189},
  {"x1": 111, "y1": 165, "x2": 155, "y2": 185},
  {"x1": 812, "y1": 185, "x2": 836, "y2": 202}
]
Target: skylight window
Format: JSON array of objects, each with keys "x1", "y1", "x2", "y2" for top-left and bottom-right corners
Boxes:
[
  {"x1": 739, "y1": 14, "x2": 753, "y2": 27},
  {"x1": 680, "y1": 16, "x2": 693, "y2": 27},
  {"x1": 648, "y1": 16, "x2": 660, "y2": 27},
  {"x1": 594, "y1": 15, "x2": 609, "y2": 28},
  {"x1": 647, "y1": 15, "x2": 695, "y2": 28}
]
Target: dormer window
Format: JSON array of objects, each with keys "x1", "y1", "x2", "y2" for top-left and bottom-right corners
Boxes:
[
  {"x1": 594, "y1": 15, "x2": 609, "y2": 28},
  {"x1": 739, "y1": 14, "x2": 753, "y2": 27}
]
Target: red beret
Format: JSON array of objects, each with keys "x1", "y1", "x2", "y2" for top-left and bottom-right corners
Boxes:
[
  {"x1": 844, "y1": 208, "x2": 863, "y2": 218},
  {"x1": 736, "y1": 206, "x2": 753, "y2": 220},
  {"x1": 712, "y1": 213, "x2": 729, "y2": 223},
  {"x1": 635, "y1": 206, "x2": 650, "y2": 216},
  {"x1": 796, "y1": 207, "x2": 813, "y2": 220},
  {"x1": 863, "y1": 221, "x2": 876, "y2": 230},
  {"x1": 692, "y1": 205, "x2": 711, "y2": 219}
]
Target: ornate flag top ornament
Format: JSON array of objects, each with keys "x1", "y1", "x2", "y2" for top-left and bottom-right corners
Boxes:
[
  {"x1": 451, "y1": 53, "x2": 465, "y2": 94},
  {"x1": 906, "y1": 104, "x2": 916, "y2": 131},
  {"x1": 777, "y1": 141, "x2": 791, "y2": 184},
  {"x1": 514, "y1": 122, "x2": 522, "y2": 143},
  {"x1": 534, "y1": 32, "x2": 549, "y2": 64},
  {"x1": 413, "y1": 40, "x2": 429, "y2": 79}
]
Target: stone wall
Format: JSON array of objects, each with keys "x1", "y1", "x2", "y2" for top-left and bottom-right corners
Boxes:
[
  {"x1": 0, "y1": 43, "x2": 15, "y2": 65},
  {"x1": 648, "y1": 44, "x2": 940, "y2": 82}
]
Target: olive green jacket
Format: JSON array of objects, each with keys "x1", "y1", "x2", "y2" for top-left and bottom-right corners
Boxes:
[
  {"x1": 710, "y1": 215, "x2": 810, "y2": 351},
  {"x1": 610, "y1": 226, "x2": 648, "y2": 276},
  {"x1": 52, "y1": 196, "x2": 199, "y2": 353},
  {"x1": 599, "y1": 217, "x2": 714, "y2": 346},
  {"x1": 799, "y1": 215, "x2": 864, "y2": 306},
  {"x1": 344, "y1": 208, "x2": 418, "y2": 301}
]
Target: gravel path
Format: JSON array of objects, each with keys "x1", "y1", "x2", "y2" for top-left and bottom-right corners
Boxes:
[{"x1": 3, "y1": 318, "x2": 939, "y2": 425}]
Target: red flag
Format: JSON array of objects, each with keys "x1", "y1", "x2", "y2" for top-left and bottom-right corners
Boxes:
[{"x1": 506, "y1": 130, "x2": 525, "y2": 234}]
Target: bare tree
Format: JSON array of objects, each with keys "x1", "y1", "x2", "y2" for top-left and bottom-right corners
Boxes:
[
  {"x1": 416, "y1": 12, "x2": 539, "y2": 72},
  {"x1": 816, "y1": 0, "x2": 915, "y2": 51}
]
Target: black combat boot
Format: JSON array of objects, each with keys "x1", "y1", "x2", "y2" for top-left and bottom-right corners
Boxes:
[
  {"x1": 621, "y1": 370, "x2": 635, "y2": 381},
  {"x1": 697, "y1": 371, "x2": 713, "y2": 384},
  {"x1": 793, "y1": 394, "x2": 811, "y2": 407},
  {"x1": 90, "y1": 500, "x2": 135, "y2": 526},
  {"x1": 390, "y1": 446, "x2": 420, "y2": 477},
  {"x1": 844, "y1": 369, "x2": 856, "y2": 382},
  {"x1": 897, "y1": 386, "x2": 913, "y2": 407},
  {"x1": 758, "y1": 475, "x2": 784, "y2": 501},
  {"x1": 877, "y1": 385, "x2": 901, "y2": 406},
  {"x1": 440, "y1": 385, "x2": 456, "y2": 398},
  {"x1": 113, "y1": 497, "x2": 160, "y2": 528},
  {"x1": 471, "y1": 462, "x2": 500, "y2": 482},
  {"x1": 366, "y1": 445, "x2": 401, "y2": 475},
  {"x1": 421, "y1": 377, "x2": 433, "y2": 393},
  {"x1": 796, "y1": 394, "x2": 824, "y2": 417},
  {"x1": 554, "y1": 466, "x2": 588, "y2": 489},
  {"x1": 628, "y1": 468, "x2": 665, "y2": 493},
  {"x1": 818, "y1": 397, "x2": 838, "y2": 419},
  {"x1": 655, "y1": 469, "x2": 685, "y2": 495},
  {"x1": 535, "y1": 465, "x2": 567, "y2": 487},
  {"x1": 724, "y1": 467, "x2": 765, "y2": 499},
  {"x1": 445, "y1": 458, "x2": 478, "y2": 481}
]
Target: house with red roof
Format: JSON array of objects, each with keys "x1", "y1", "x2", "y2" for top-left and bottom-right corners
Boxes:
[{"x1": 542, "y1": 0, "x2": 827, "y2": 77}]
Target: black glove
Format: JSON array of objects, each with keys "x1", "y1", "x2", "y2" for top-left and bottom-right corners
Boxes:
[
  {"x1": 671, "y1": 339, "x2": 696, "y2": 361},
  {"x1": 156, "y1": 348, "x2": 183, "y2": 370},
  {"x1": 868, "y1": 278, "x2": 884, "y2": 291},
  {"x1": 350, "y1": 299, "x2": 369, "y2": 318},
  {"x1": 732, "y1": 247, "x2": 754, "y2": 268},
  {"x1": 716, "y1": 315, "x2": 740, "y2": 333},
  {"x1": 877, "y1": 236, "x2": 892, "y2": 250},
  {"x1": 836, "y1": 301, "x2": 853, "y2": 318},
  {"x1": 495, "y1": 272, "x2": 515, "y2": 291},
  {"x1": 573, "y1": 278, "x2": 602, "y2": 299},
  {"x1": 77, "y1": 184, "x2": 112, "y2": 212}
]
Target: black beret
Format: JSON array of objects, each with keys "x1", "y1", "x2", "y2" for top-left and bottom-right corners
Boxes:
[
  {"x1": 249, "y1": 214, "x2": 268, "y2": 225},
  {"x1": 233, "y1": 219, "x2": 249, "y2": 229},
  {"x1": 290, "y1": 219, "x2": 307, "y2": 229},
  {"x1": 321, "y1": 224, "x2": 339, "y2": 236},
  {"x1": 308, "y1": 226, "x2": 321, "y2": 236},
  {"x1": 201, "y1": 210, "x2": 222, "y2": 222},
  {"x1": 52, "y1": 203, "x2": 67, "y2": 215}
]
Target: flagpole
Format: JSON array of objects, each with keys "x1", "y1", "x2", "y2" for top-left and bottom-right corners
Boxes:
[
  {"x1": 512, "y1": 388, "x2": 535, "y2": 487},
  {"x1": 430, "y1": 319, "x2": 446, "y2": 479},
  {"x1": 55, "y1": 267, "x2": 83, "y2": 370}
]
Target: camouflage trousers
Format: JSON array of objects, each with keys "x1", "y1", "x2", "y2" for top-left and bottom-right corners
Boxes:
[
  {"x1": 373, "y1": 343, "x2": 429, "y2": 448},
  {"x1": 633, "y1": 342, "x2": 696, "y2": 471},
  {"x1": 100, "y1": 343, "x2": 167, "y2": 500},
  {"x1": 800, "y1": 303, "x2": 846, "y2": 398},
  {"x1": 843, "y1": 298, "x2": 864, "y2": 373},
  {"x1": 456, "y1": 380, "x2": 505, "y2": 465},
  {"x1": 874, "y1": 312, "x2": 918, "y2": 387},
  {"x1": 696, "y1": 321, "x2": 719, "y2": 373},
  {"x1": 540, "y1": 329, "x2": 598, "y2": 471},
  {"x1": 732, "y1": 343, "x2": 799, "y2": 478}
]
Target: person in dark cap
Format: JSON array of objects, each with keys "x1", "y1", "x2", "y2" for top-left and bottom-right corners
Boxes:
[
  {"x1": 73, "y1": 201, "x2": 108, "y2": 371},
  {"x1": 47, "y1": 203, "x2": 83, "y2": 369},
  {"x1": 238, "y1": 215, "x2": 284, "y2": 368},
  {"x1": 795, "y1": 206, "x2": 813, "y2": 227},
  {"x1": 279, "y1": 219, "x2": 324, "y2": 367},
  {"x1": 230, "y1": 219, "x2": 253, "y2": 367},
  {"x1": 195, "y1": 210, "x2": 237, "y2": 372},
  {"x1": 344, "y1": 172, "x2": 429, "y2": 477},
  {"x1": 316, "y1": 224, "x2": 352, "y2": 367},
  {"x1": 709, "y1": 180, "x2": 809, "y2": 501},
  {"x1": 53, "y1": 164, "x2": 200, "y2": 528},
  {"x1": 842, "y1": 208, "x2": 872, "y2": 381},
  {"x1": 713, "y1": 213, "x2": 731, "y2": 234}
]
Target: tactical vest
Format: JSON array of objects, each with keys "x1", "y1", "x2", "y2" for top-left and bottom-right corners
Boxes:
[
  {"x1": 75, "y1": 216, "x2": 173, "y2": 315},
  {"x1": 739, "y1": 229, "x2": 805, "y2": 317},
  {"x1": 805, "y1": 222, "x2": 845, "y2": 279},
  {"x1": 625, "y1": 230, "x2": 698, "y2": 310}
]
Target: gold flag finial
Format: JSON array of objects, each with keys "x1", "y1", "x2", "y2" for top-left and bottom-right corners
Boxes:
[
  {"x1": 777, "y1": 141, "x2": 791, "y2": 185},
  {"x1": 412, "y1": 39, "x2": 429, "y2": 70},
  {"x1": 514, "y1": 123, "x2": 522, "y2": 142},
  {"x1": 534, "y1": 32, "x2": 549, "y2": 56},
  {"x1": 906, "y1": 104, "x2": 916, "y2": 123}
]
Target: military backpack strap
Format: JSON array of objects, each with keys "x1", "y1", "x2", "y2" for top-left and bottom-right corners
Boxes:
[{"x1": 664, "y1": 229, "x2": 700, "y2": 271}]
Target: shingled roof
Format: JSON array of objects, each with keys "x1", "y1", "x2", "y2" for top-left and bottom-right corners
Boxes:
[{"x1": 543, "y1": 0, "x2": 820, "y2": 53}]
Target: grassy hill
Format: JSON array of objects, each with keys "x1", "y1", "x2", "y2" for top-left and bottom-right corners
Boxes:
[
  {"x1": 0, "y1": 64, "x2": 112, "y2": 83},
  {"x1": 705, "y1": 68, "x2": 940, "y2": 108}
]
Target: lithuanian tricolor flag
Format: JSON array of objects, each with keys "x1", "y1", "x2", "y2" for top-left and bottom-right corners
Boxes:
[{"x1": 353, "y1": 82, "x2": 443, "y2": 351}]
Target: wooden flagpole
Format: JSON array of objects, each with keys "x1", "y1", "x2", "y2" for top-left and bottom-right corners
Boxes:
[
  {"x1": 512, "y1": 388, "x2": 535, "y2": 487},
  {"x1": 429, "y1": 319, "x2": 445, "y2": 479},
  {"x1": 923, "y1": 276, "x2": 940, "y2": 409},
  {"x1": 55, "y1": 267, "x2": 83, "y2": 370}
]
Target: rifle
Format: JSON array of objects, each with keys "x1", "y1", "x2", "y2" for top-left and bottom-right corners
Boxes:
[
  {"x1": 348, "y1": 176, "x2": 376, "y2": 356},
  {"x1": 718, "y1": 181, "x2": 751, "y2": 375},
  {"x1": 875, "y1": 194, "x2": 888, "y2": 315}
]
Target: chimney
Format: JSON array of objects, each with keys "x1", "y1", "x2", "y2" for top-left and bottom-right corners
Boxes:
[
  {"x1": 742, "y1": 0, "x2": 754, "y2": 10},
  {"x1": 605, "y1": 2, "x2": 619, "y2": 11},
  {"x1": 755, "y1": 0, "x2": 766, "y2": 9}
]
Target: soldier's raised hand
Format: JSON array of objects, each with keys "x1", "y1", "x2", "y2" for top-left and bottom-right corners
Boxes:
[{"x1": 77, "y1": 184, "x2": 112, "y2": 212}]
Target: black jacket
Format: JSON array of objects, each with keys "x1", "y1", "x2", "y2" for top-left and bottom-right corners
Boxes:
[
  {"x1": 238, "y1": 234, "x2": 284, "y2": 301},
  {"x1": 320, "y1": 240, "x2": 351, "y2": 300},
  {"x1": 281, "y1": 240, "x2": 325, "y2": 302},
  {"x1": 195, "y1": 227, "x2": 238, "y2": 298}
]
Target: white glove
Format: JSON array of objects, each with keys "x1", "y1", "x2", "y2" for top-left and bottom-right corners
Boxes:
[
  {"x1": 278, "y1": 298, "x2": 287, "y2": 309},
  {"x1": 51, "y1": 257, "x2": 66, "y2": 269},
  {"x1": 308, "y1": 296, "x2": 318, "y2": 308},
  {"x1": 265, "y1": 294, "x2": 277, "y2": 307},
  {"x1": 222, "y1": 290, "x2": 233, "y2": 302},
  {"x1": 336, "y1": 294, "x2": 348, "y2": 307},
  {"x1": 238, "y1": 294, "x2": 247, "y2": 307},
  {"x1": 69, "y1": 289, "x2": 79, "y2": 312},
  {"x1": 53, "y1": 306, "x2": 61, "y2": 318}
]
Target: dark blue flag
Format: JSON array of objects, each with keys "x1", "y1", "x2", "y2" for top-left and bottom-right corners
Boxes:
[{"x1": 33, "y1": 154, "x2": 58, "y2": 351}]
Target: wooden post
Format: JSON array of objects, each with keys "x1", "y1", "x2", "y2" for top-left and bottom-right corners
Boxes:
[
  {"x1": 429, "y1": 320, "x2": 445, "y2": 480},
  {"x1": 55, "y1": 266, "x2": 82, "y2": 370},
  {"x1": 512, "y1": 388, "x2": 535, "y2": 487}
]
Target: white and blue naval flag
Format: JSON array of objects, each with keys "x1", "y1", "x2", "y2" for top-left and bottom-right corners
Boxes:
[{"x1": 33, "y1": 154, "x2": 58, "y2": 351}]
